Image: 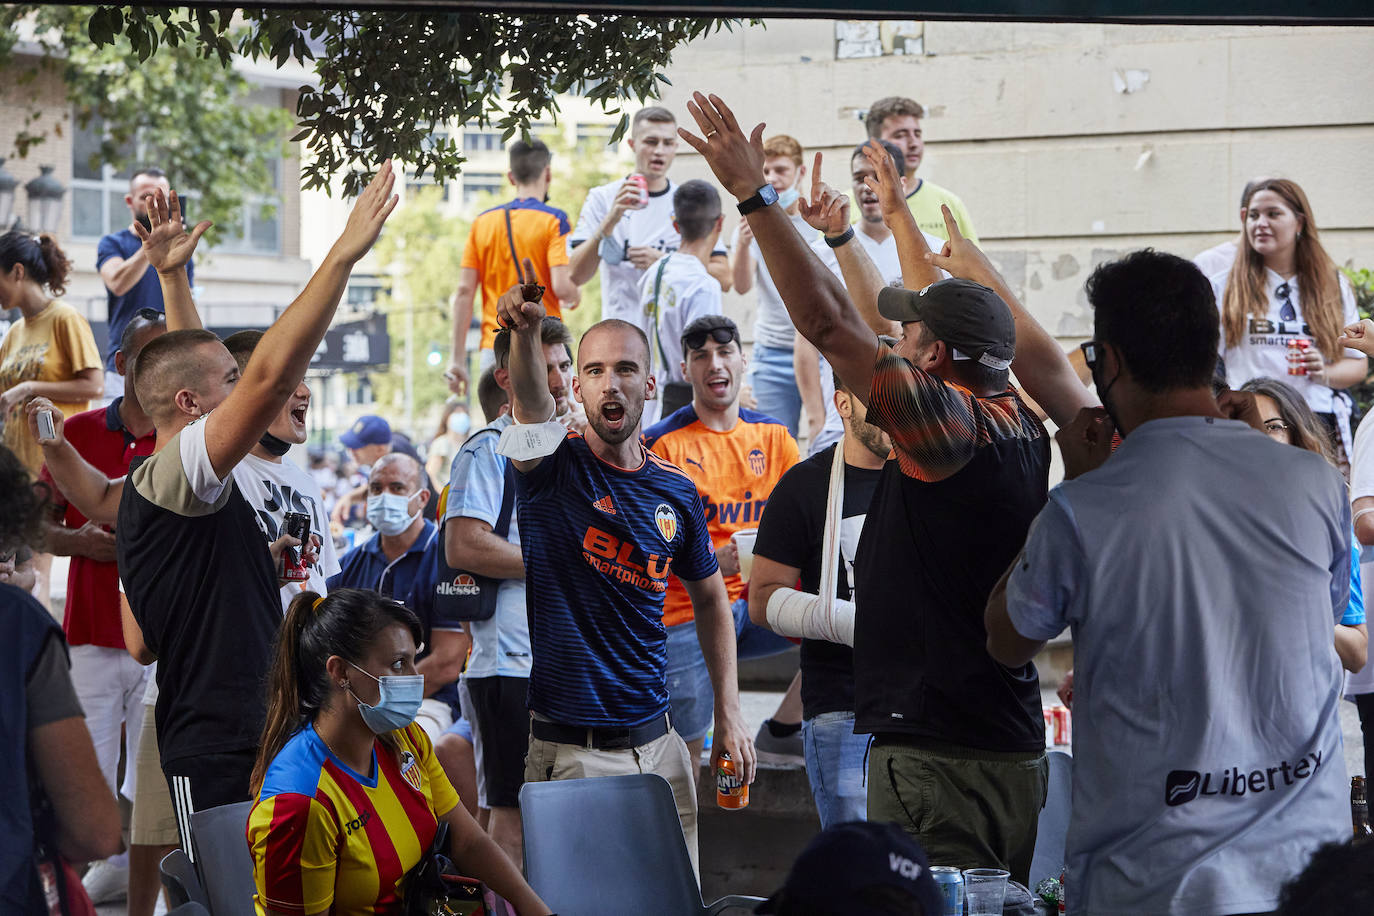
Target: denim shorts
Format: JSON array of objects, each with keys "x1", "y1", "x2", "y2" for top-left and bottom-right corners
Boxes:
[{"x1": 665, "y1": 620, "x2": 714, "y2": 742}]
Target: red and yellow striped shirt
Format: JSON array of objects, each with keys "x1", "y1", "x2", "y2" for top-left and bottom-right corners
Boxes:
[{"x1": 248, "y1": 722, "x2": 459, "y2": 915}]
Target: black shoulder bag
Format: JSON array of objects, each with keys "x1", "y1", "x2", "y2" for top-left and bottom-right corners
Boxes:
[{"x1": 433, "y1": 429, "x2": 517, "y2": 622}]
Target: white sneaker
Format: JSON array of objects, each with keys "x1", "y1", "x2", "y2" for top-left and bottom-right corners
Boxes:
[{"x1": 82, "y1": 858, "x2": 129, "y2": 905}]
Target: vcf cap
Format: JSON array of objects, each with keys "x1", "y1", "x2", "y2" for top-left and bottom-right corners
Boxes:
[
  {"x1": 339, "y1": 414, "x2": 392, "y2": 449},
  {"x1": 877, "y1": 278, "x2": 1015, "y2": 371},
  {"x1": 754, "y1": 821, "x2": 944, "y2": 915}
]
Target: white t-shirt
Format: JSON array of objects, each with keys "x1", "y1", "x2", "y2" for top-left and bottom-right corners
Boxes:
[
  {"x1": 1006, "y1": 416, "x2": 1350, "y2": 916},
  {"x1": 1212, "y1": 267, "x2": 1360, "y2": 415},
  {"x1": 446, "y1": 416, "x2": 531, "y2": 679},
  {"x1": 572, "y1": 178, "x2": 684, "y2": 325},
  {"x1": 638, "y1": 251, "x2": 721, "y2": 386},
  {"x1": 233, "y1": 452, "x2": 342, "y2": 613},
  {"x1": 806, "y1": 228, "x2": 946, "y2": 456},
  {"x1": 731, "y1": 213, "x2": 817, "y2": 351},
  {"x1": 1192, "y1": 239, "x2": 1238, "y2": 281}
]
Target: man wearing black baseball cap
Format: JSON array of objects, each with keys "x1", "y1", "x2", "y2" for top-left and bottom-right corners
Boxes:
[{"x1": 681, "y1": 92, "x2": 1100, "y2": 885}]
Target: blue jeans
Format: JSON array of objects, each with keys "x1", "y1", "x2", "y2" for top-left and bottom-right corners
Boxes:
[
  {"x1": 802, "y1": 711, "x2": 869, "y2": 828},
  {"x1": 749, "y1": 343, "x2": 802, "y2": 438},
  {"x1": 665, "y1": 600, "x2": 794, "y2": 742}
]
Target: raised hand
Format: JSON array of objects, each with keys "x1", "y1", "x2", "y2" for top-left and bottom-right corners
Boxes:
[
  {"x1": 1339, "y1": 318, "x2": 1374, "y2": 356},
  {"x1": 677, "y1": 92, "x2": 767, "y2": 201},
  {"x1": 1055, "y1": 406, "x2": 1116, "y2": 480},
  {"x1": 132, "y1": 188, "x2": 211, "y2": 274},
  {"x1": 860, "y1": 140, "x2": 907, "y2": 219},
  {"x1": 496, "y1": 258, "x2": 547, "y2": 332},
  {"x1": 797, "y1": 151, "x2": 851, "y2": 237},
  {"x1": 925, "y1": 204, "x2": 1000, "y2": 288},
  {"x1": 332, "y1": 161, "x2": 399, "y2": 264}
]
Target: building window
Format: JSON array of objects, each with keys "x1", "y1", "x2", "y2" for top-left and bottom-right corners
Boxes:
[
  {"x1": 345, "y1": 276, "x2": 384, "y2": 311},
  {"x1": 575, "y1": 123, "x2": 616, "y2": 152},
  {"x1": 462, "y1": 173, "x2": 504, "y2": 206},
  {"x1": 461, "y1": 130, "x2": 503, "y2": 154},
  {"x1": 71, "y1": 115, "x2": 282, "y2": 254}
]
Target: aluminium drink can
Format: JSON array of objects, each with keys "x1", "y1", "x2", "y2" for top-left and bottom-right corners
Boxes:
[{"x1": 929, "y1": 866, "x2": 964, "y2": 916}]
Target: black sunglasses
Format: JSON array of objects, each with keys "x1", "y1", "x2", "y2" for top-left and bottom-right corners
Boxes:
[
  {"x1": 135, "y1": 307, "x2": 165, "y2": 322},
  {"x1": 1079, "y1": 340, "x2": 1101, "y2": 370},
  {"x1": 682, "y1": 326, "x2": 738, "y2": 352}
]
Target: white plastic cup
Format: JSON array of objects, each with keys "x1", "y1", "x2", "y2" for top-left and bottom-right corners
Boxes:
[
  {"x1": 962, "y1": 868, "x2": 1010, "y2": 916},
  {"x1": 732, "y1": 528, "x2": 759, "y2": 583}
]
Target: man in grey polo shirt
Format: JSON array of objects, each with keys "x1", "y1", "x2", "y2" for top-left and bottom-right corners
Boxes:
[{"x1": 986, "y1": 249, "x2": 1350, "y2": 916}]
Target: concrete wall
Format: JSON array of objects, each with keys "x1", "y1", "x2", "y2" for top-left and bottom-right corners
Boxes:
[{"x1": 653, "y1": 22, "x2": 1374, "y2": 348}]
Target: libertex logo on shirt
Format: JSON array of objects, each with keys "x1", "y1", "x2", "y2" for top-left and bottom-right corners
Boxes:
[{"x1": 1165, "y1": 750, "x2": 1324, "y2": 807}]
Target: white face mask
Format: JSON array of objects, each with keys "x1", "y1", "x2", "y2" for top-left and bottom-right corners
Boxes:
[{"x1": 366, "y1": 491, "x2": 419, "y2": 536}]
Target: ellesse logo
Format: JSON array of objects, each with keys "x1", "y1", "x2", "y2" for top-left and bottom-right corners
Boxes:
[{"x1": 437, "y1": 573, "x2": 480, "y2": 597}]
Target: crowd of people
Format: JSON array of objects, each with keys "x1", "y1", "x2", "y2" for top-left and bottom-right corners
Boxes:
[{"x1": 3, "y1": 84, "x2": 1374, "y2": 916}]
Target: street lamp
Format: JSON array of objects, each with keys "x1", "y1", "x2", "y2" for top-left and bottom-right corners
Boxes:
[
  {"x1": 25, "y1": 166, "x2": 65, "y2": 235},
  {"x1": 0, "y1": 159, "x2": 16, "y2": 230}
]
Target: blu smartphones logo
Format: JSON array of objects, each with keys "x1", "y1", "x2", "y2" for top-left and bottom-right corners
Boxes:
[{"x1": 1165, "y1": 751, "x2": 1324, "y2": 807}]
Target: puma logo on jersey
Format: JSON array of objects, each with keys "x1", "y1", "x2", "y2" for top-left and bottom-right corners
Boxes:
[{"x1": 592, "y1": 495, "x2": 616, "y2": 515}]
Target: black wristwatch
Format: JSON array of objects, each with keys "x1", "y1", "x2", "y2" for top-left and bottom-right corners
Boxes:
[{"x1": 736, "y1": 184, "x2": 779, "y2": 216}]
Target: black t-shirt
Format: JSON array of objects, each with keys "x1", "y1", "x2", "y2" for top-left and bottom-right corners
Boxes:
[
  {"x1": 857, "y1": 366, "x2": 1049, "y2": 752},
  {"x1": 117, "y1": 422, "x2": 282, "y2": 768},
  {"x1": 754, "y1": 445, "x2": 883, "y2": 720}
]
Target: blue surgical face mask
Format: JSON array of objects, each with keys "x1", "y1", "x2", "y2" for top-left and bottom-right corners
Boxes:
[
  {"x1": 776, "y1": 187, "x2": 801, "y2": 210},
  {"x1": 447, "y1": 412, "x2": 471, "y2": 437},
  {"x1": 366, "y1": 491, "x2": 419, "y2": 536},
  {"x1": 347, "y1": 662, "x2": 424, "y2": 734}
]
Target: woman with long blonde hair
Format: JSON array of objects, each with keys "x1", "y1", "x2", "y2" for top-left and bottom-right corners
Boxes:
[{"x1": 1213, "y1": 178, "x2": 1366, "y2": 462}]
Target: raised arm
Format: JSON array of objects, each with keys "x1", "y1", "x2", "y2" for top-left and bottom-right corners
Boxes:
[
  {"x1": 203, "y1": 163, "x2": 398, "y2": 480},
  {"x1": 494, "y1": 260, "x2": 556, "y2": 473},
  {"x1": 132, "y1": 188, "x2": 211, "y2": 331},
  {"x1": 798, "y1": 151, "x2": 894, "y2": 337},
  {"x1": 860, "y1": 141, "x2": 941, "y2": 293},
  {"x1": 27, "y1": 400, "x2": 124, "y2": 526},
  {"x1": 927, "y1": 206, "x2": 1097, "y2": 428},
  {"x1": 681, "y1": 93, "x2": 879, "y2": 405}
]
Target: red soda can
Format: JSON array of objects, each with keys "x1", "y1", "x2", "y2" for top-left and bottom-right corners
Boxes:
[
  {"x1": 629, "y1": 172, "x2": 648, "y2": 207},
  {"x1": 280, "y1": 511, "x2": 312, "y2": 582},
  {"x1": 1287, "y1": 338, "x2": 1310, "y2": 376},
  {"x1": 1043, "y1": 709, "x2": 1055, "y2": 748},
  {"x1": 1052, "y1": 705, "x2": 1072, "y2": 745},
  {"x1": 716, "y1": 751, "x2": 749, "y2": 809}
]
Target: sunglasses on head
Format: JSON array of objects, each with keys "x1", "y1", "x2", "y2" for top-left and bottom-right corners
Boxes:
[
  {"x1": 683, "y1": 326, "x2": 737, "y2": 352},
  {"x1": 135, "y1": 308, "x2": 164, "y2": 322}
]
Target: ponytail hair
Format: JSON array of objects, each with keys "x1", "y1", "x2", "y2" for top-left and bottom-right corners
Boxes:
[
  {"x1": 0, "y1": 231, "x2": 72, "y2": 297},
  {"x1": 251, "y1": 588, "x2": 424, "y2": 797}
]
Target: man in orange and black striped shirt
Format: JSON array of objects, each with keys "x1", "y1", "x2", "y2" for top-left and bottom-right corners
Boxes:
[{"x1": 681, "y1": 93, "x2": 1098, "y2": 884}]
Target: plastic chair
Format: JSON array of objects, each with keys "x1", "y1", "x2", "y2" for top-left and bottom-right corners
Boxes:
[
  {"x1": 520, "y1": 773, "x2": 764, "y2": 916},
  {"x1": 1029, "y1": 749, "x2": 1073, "y2": 888},
  {"x1": 189, "y1": 799, "x2": 256, "y2": 916},
  {"x1": 159, "y1": 848, "x2": 209, "y2": 909}
]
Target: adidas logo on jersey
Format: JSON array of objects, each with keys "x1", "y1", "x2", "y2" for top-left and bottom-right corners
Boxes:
[{"x1": 592, "y1": 495, "x2": 616, "y2": 515}]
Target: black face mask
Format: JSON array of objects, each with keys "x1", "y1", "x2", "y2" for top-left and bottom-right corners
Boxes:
[
  {"x1": 258, "y1": 432, "x2": 292, "y2": 457},
  {"x1": 1090, "y1": 348, "x2": 1125, "y2": 435}
]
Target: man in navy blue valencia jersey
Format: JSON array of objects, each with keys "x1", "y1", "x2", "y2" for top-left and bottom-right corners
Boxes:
[{"x1": 495, "y1": 271, "x2": 755, "y2": 873}]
